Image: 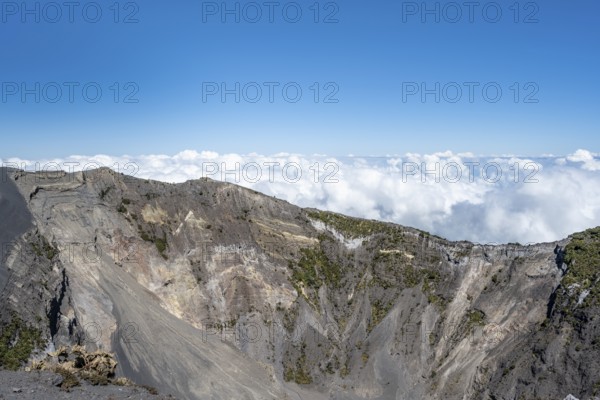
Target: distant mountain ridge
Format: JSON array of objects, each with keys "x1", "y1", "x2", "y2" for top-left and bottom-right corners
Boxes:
[{"x1": 1, "y1": 167, "x2": 599, "y2": 400}]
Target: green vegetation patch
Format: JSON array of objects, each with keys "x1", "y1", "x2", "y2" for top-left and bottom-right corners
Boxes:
[
  {"x1": 291, "y1": 246, "x2": 343, "y2": 291},
  {"x1": 308, "y1": 209, "x2": 445, "y2": 241},
  {"x1": 283, "y1": 351, "x2": 312, "y2": 385},
  {"x1": 466, "y1": 309, "x2": 486, "y2": 330},
  {"x1": 0, "y1": 316, "x2": 45, "y2": 370},
  {"x1": 307, "y1": 210, "x2": 392, "y2": 239},
  {"x1": 138, "y1": 225, "x2": 169, "y2": 260},
  {"x1": 368, "y1": 299, "x2": 394, "y2": 333},
  {"x1": 562, "y1": 227, "x2": 600, "y2": 307},
  {"x1": 117, "y1": 198, "x2": 133, "y2": 213},
  {"x1": 31, "y1": 236, "x2": 57, "y2": 260},
  {"x1": 155, "y1": 236, "x2": 168, "y2": 256},
  {"x1": 402, "y1": 265, "x2": 421, "y2": 287},
  {"x1": 421, "y1": 269, "x2": 448, "y2": 309}
]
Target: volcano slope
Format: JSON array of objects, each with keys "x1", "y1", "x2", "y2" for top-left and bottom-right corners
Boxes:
[{"x1": 0, "y1": 167, "x2": 599, "y2": 400}]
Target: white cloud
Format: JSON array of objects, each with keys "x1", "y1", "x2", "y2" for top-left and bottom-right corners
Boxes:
[
  {"x1": 2, "y1": 150, "x2": 600, "y2": 245},
  {"x1": 566, "y1": 149, "x2": 600, "y2": 171}
]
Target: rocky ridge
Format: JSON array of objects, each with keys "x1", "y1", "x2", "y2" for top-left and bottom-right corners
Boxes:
[{"x1": 0, "y1": 167, "x2": 599, "y2": 399}]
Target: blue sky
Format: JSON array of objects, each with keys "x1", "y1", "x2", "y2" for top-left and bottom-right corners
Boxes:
[{"x1": 1, "y1": 0, "x2": 598, "y2": 158}]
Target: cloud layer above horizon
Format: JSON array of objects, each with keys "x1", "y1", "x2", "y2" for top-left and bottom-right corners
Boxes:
[{"x1": 3, "y1": 149, "x2": 600, "y2": 245}]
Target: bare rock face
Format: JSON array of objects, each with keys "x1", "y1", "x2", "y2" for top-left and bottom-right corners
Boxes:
[
  {"x1": 0, "y1": 168, "x2": 33, "y2": 298},
  {"x1": 1, "y1": 167, "x2": 599, "y2": 400}
]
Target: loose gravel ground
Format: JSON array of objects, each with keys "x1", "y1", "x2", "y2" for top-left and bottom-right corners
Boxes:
[{"x1": 0, "y1": 371, "x2": 175, "y2": 399}]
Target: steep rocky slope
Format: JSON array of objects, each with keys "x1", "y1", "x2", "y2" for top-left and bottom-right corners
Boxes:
[{"x1": 1, "y1": 167, "x2": 598, "y2": 399}]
